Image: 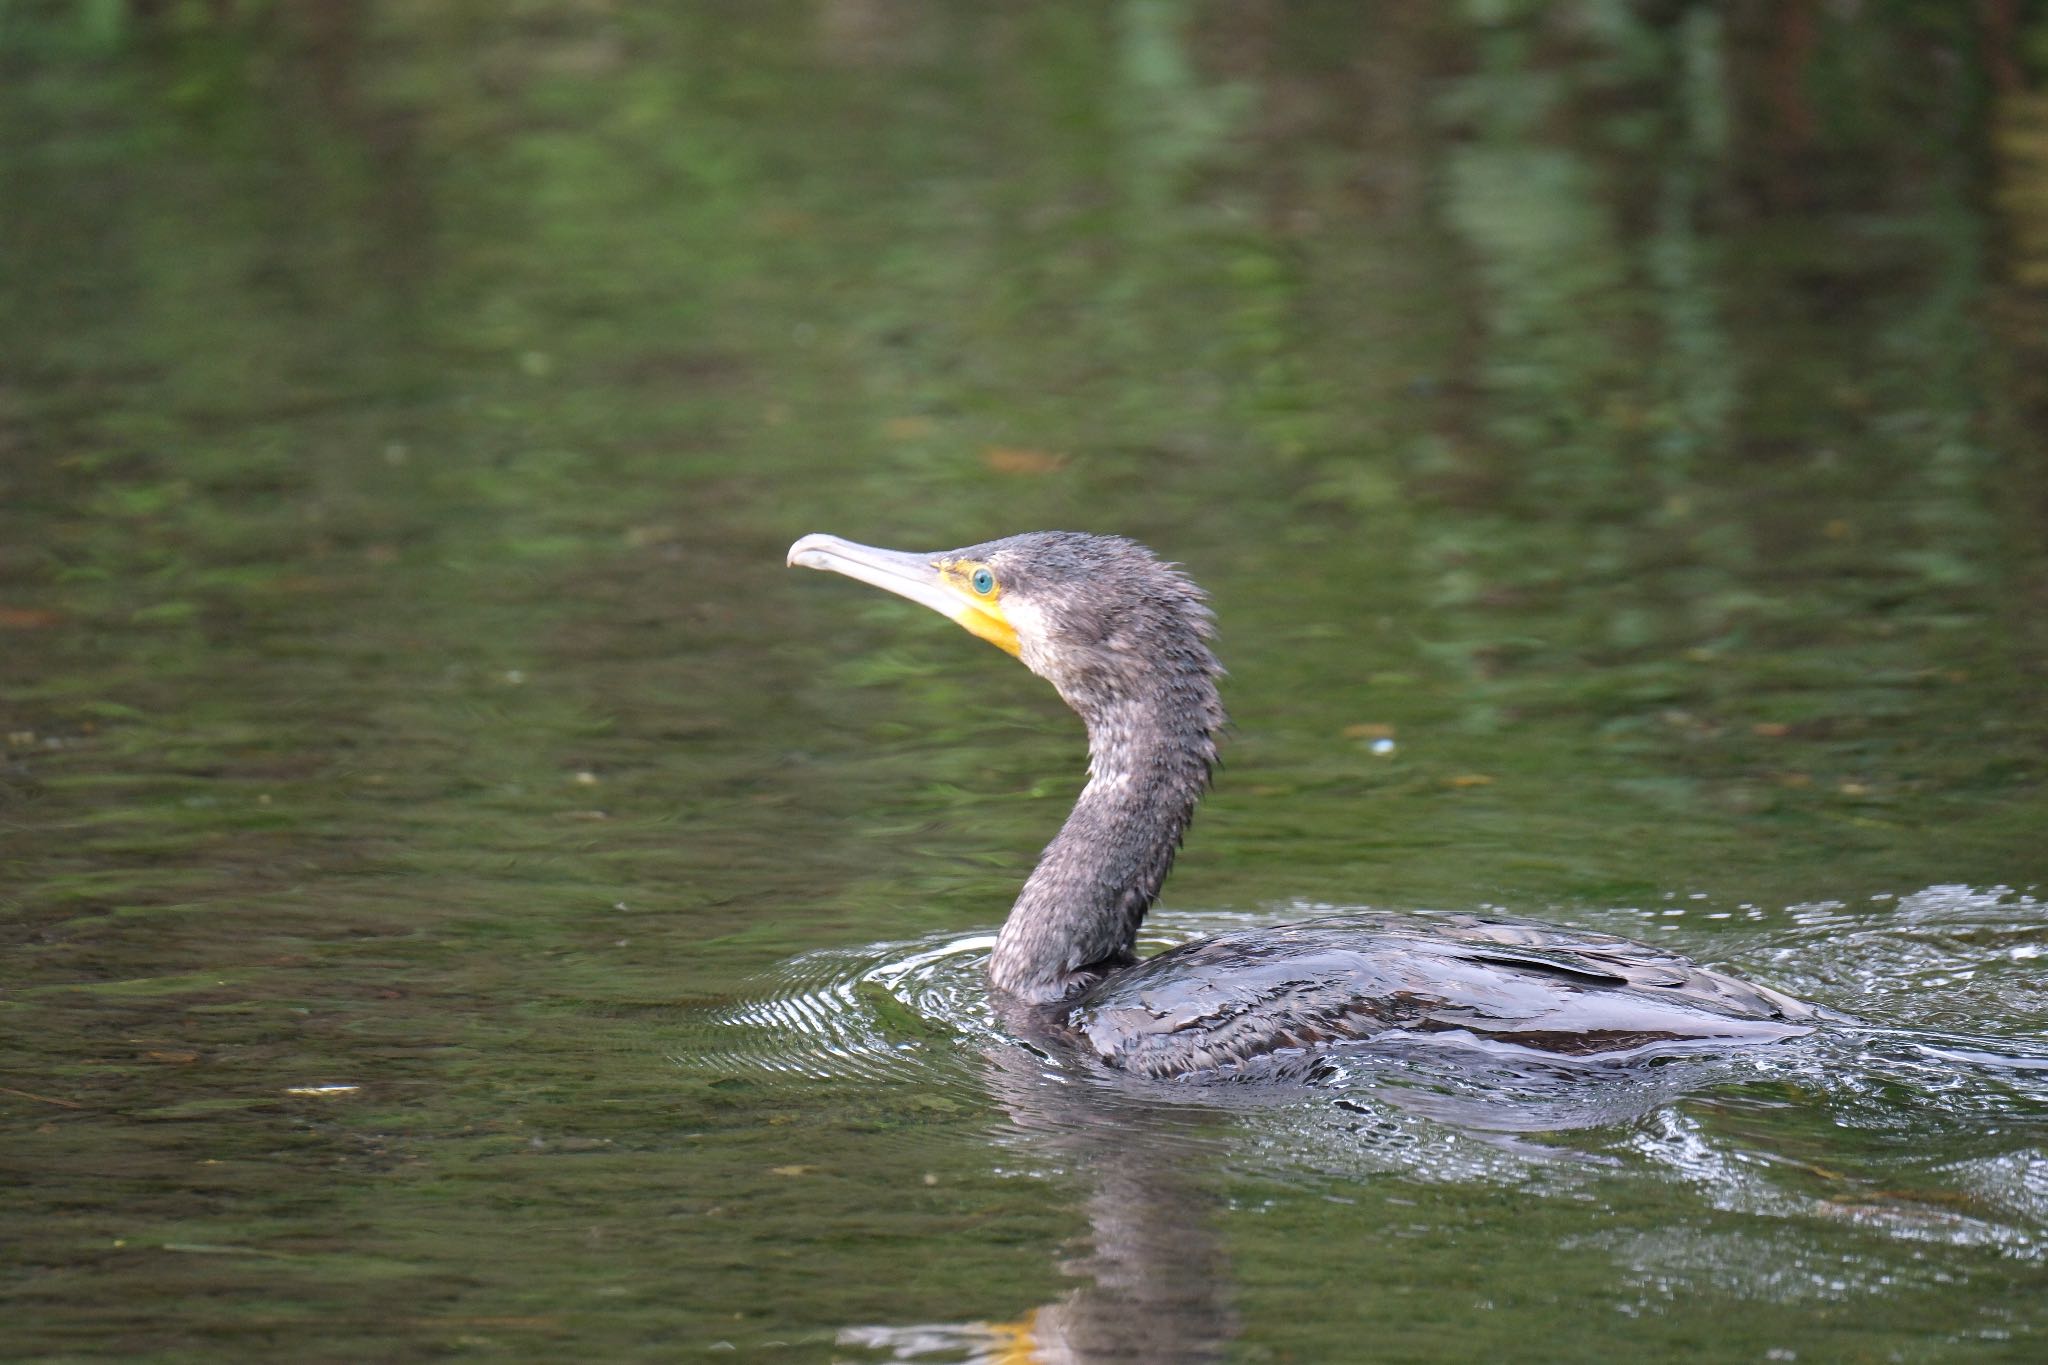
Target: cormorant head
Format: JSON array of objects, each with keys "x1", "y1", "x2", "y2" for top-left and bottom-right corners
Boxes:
[{"x1": 787, "y1": 531, "x2": 1220, "y2": 712}]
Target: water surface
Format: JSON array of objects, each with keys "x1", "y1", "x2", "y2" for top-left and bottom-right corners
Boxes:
[{"x1": 4, "y1": 3, "x2": 2047, "y2": 1360}]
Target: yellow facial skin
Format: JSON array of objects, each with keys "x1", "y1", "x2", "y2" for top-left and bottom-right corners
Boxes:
[{"x1": 936, "y1": 559, "x2": 1021, "y2": 657}]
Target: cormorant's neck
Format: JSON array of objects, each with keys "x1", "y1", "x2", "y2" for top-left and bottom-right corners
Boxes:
[{"x1": 989, "y1": 667, "x2": 1223, "y2": 1005}]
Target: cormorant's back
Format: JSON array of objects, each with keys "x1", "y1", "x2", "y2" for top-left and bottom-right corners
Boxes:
[{"x1": 1061, "y1": 914, "x2": 1829, "y2": 1080}]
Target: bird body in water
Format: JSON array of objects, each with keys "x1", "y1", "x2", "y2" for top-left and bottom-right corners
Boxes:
[{"x1": 788, "y1": 530, "x2": 1828, "y2": 1080}]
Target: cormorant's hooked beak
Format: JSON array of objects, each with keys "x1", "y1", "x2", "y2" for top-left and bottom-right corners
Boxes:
[{"x1": 788, "y1": 533, "x2": 1021, "y2": 657}]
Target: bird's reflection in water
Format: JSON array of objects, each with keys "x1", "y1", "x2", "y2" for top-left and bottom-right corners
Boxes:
[
  {"x1": 840, "y1": 1039, "x2": 1240, "y2": 1364},
  {"x1": 836, "y1": 1029, "x2": 1820, "y2": 1364},
  {"x1": 837, "y1": 1031, "x2": 1738, "y2": 1365}
]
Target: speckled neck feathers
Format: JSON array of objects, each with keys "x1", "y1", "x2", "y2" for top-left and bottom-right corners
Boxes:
[{"x1": 977, "y1": 535, "x2": 1225, "y2": 1004}]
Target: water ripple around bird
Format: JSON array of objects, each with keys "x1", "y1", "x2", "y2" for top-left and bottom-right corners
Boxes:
[{"x1": 686, "y1": 885, "x2": 2048, "y2": 1253}]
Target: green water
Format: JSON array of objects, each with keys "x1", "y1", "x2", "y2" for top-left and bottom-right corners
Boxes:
[{"x1": 4, "y1": 3, "x2": 2046, "y2": 1360}]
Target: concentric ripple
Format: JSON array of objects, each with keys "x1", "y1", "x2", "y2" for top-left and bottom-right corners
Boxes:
[{"x1": 683, "y1": 930, "x2": 1005, "y2": 1084}]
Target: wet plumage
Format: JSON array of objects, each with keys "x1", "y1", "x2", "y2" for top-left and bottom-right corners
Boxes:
[{"x1": 788, "y1": 530, "x2": 1829, "y2": 1080}]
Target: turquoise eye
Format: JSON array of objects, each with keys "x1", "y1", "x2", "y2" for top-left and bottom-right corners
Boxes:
[{"x1": 971, "y1": 567, "x2": 995, "y2": 596}]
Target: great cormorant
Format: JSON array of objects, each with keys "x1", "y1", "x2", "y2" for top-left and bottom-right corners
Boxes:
[{"x1": 788, "y1": 531, "x2": 1826, "y2": 1080}]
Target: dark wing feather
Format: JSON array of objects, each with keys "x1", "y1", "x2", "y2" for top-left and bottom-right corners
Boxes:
[{"x1": 1063, "y1": 915, "x2": 1826, "y2": 1080}]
